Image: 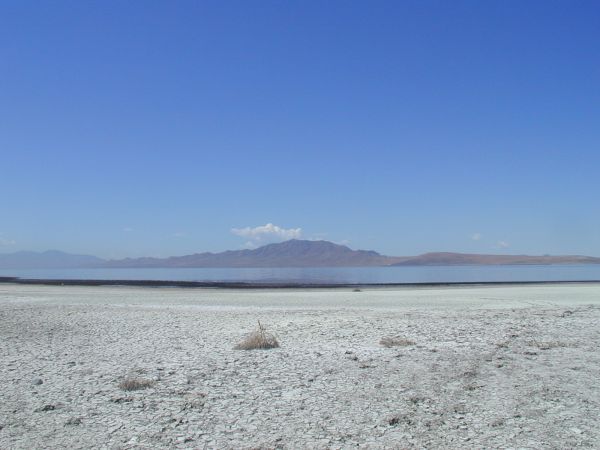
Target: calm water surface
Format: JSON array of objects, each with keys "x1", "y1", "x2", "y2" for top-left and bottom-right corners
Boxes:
[{"x1": 2, "y1": 265, "x2": 600, "y2": 284}]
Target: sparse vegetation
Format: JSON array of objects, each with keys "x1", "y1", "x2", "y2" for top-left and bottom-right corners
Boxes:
[
  {"x1": 182, "y1": 392, "x2": 207, "y2": 410},
  {"x1": 36, "y1": 404, "x2": 56, "y2": 412},
  {"x1": 490, "y1": 418, "x2": 505, "y2": 427},
  {"x1": 387, "y1": 415, "x2": 400, "y2": 426},
  {"x1": 118, "y1": 377, "x2": 154, "y2": 391},
  {"x1": 408, "y1": 395, "x2": 427, "y2": 405},
  {"x1": 234, "y1": 320, "x2": 279, "y2": 350},
  {"x1": 527, "y1": 340, "x2": 571, "y2": 350},
  {"x1": 462, "y1": 369, "x2": 478, "y2": 378},
  {"x1": 380, "y1": 336, "x2": 415, "y2": 348},
  {"x1": 386, "y1": 413, "x2": 414, "y2": 426},
  {"x1": 65, "y1": 417, "x2": 82, "y2": 426}
]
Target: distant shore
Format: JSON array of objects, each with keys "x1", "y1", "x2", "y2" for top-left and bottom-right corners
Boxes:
[{"x1": 1, "y1": 276, "x2": 600, "y2": 289}]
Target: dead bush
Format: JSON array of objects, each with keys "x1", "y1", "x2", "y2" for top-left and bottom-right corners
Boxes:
[
  {"x1": 527, "y1": 340, "x2": 571, "y2": 350},
  {"x1": 118, "y1": 377, "x2": 154, "y2": 391},
  {"x1": 234, "y1": 320, "x2": 279, "y2": 350},
  {"x1": 387, "y1": 414, "x2": 413, "y2": 426},
  {"x1": 387, "y1": 415, "x2": 401, "y2": 426},
  {"x1": 380, "y1": 336, "x2": 415, "y2": 348}
]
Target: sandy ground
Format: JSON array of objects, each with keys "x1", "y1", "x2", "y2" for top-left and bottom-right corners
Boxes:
[{"x1": 1, "y1": 283, "x2": 600, "y2": 449}]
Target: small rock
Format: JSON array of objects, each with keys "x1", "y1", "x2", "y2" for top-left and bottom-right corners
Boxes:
[{"x1": 31, "y1": 378, "x2": 43, "y2": 386}]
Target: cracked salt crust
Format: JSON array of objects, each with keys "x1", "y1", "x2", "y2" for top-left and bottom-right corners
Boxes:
[{"x1": 1, "y1": 283, "x2": 600, "y2": 449}]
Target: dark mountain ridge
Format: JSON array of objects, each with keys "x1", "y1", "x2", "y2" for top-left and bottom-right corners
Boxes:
[{"x1": 104, "y1": 239, "x2": 393, "y2": 268}]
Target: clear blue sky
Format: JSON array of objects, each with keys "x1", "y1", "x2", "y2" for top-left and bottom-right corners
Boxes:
[{"x1": 2, "y1": 1, "x2": 599, "y2": 258}]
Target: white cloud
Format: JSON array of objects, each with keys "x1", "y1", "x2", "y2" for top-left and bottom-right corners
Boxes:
[
  {"x1": 0, "y1": 233, "x2": 16, "y2": 246},
  {"x1": 172, "y1": 232, "x2": 186, "y2": 238},
  {"x1": 471, "y1": 233, "x2": 482, "y2": 241},
  {"x1": 231, "y1": 223, "x2": 302, "y2": 245},
  {"x1": 497, "y1": 240, "x2": 509, "y2": 249},
  {"x1": 123, "y1": 227, "x2": 134, "y2": 232}
]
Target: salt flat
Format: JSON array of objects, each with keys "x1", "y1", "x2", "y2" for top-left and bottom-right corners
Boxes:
[{"x1": 1, "y1": 283, "x2": 600, "y2": 449}]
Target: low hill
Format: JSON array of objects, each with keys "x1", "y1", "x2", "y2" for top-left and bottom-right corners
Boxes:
[
  {"x1": 0, "y1": 250, "x2": 104, "y2": 269},
  {"x1": 390, "y1": 252, "x2": 600, "y2": 266}
]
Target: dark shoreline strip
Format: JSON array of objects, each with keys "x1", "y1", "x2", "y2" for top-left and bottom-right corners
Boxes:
[{"x1": 1, "y1": 276, "x2": 599, "y2": 289}]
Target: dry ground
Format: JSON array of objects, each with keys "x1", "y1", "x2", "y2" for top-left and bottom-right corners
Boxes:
[{"x1": 1, "y1": 283, "x2": 600, "y2": 449}]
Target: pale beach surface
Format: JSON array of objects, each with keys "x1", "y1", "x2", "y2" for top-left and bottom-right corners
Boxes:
[{"x1": 1, "y1": 283, "x2": 600, "y2": 449}]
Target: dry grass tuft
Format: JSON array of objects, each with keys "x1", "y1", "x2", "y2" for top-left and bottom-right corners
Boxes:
[
  {"x1": 389, "y1": 414, "x2": 414, "y2": 427},
  {"x1": 118, "y1": 377, "x2": 154, "y2": 391},
  {"x1": 380, "y1": 336, "x2": 415, "y2": 348},
  {"x1": 387, "y1": 415, "x2": 401, "y2": 426},
  {"x1": 464, "y1": 383, "x2": 480, "y2": 391},
  {"x1": 234, "y1": 320, "x2": 279, "y2": 350},
  {"x1": 527, "y1": 340, "x2": 571, "y2": 350}
]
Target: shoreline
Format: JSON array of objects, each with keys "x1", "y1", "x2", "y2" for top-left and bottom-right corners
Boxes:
[{"x1": 1, "y1": 276, "x2": 600, "y2": 289}]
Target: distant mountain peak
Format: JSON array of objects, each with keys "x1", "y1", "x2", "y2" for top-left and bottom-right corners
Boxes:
[{"x1": 104, "y1": 239, "x2": 389, "y2": 268}]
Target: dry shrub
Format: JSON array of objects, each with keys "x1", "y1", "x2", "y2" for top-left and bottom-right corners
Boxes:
[
  {"x1": 527, "y1": 340, "x2": 571, "y2": 350},
  {"x1": 387, "y1": 415, "x2": 401, "y2": 426},
  {"x1": 182, "y1": 392, "x2": 207, "y2": 410},
  {"x1": 118, "y1": 377, "x2": 154, "y2": 391},
  {"x1": 380, "y1": 336, "x2": 415, "y2": 348},
  {"x1": 235, "y1": 320, "x2": 279, "y2": 350},
  {"x1": 464, "y1": 383, "x2": 480, "y2": 391},
  {"x1": 387, "y1": 414, "x2": 414, "y2": 426}
]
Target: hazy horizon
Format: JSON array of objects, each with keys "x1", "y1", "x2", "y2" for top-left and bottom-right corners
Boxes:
[{"x1": 2, "y1": 1, "x2": 599, "y2": 259}]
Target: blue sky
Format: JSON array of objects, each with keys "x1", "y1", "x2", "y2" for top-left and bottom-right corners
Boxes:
[{"x1": 1, "y1": 1, "x2": 599, "y2": 258}]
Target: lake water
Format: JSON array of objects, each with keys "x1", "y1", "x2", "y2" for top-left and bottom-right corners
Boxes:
[{"x1": 1, "y1": 265, "x2": 600, "y2": 284}]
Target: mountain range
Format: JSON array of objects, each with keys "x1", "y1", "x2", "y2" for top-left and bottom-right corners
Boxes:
[
  {"x1": 1, "y1": 239, "x2": 600, "y2": 269},
  {"x1": 0, "y1": 250, "x2": 104, "y2": 269}
]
